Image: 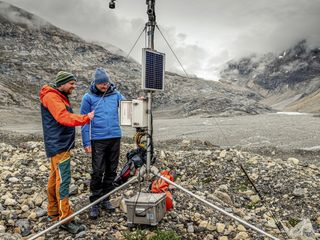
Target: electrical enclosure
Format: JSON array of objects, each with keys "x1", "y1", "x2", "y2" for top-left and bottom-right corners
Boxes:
[{"x1": 125, "y1": 192, "x2": 166, "y2": 226}]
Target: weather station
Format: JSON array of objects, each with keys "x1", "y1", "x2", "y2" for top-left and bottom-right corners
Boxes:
[
  {"x1": 117, "y1": 0, "x2": 168, "y2": 226},
  {"x1": 28, "y1": 1, "x2": 282, "y2": 239}
]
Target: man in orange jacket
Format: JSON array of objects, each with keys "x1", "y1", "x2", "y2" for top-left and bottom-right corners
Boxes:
[{"x1": 40, "y1": 71, "x2": 94, "y2": 234}]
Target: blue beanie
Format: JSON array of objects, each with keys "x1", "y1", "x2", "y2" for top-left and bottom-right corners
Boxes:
[{"x1": 94, "y1": 68, "x2": 110, "y2": 84}]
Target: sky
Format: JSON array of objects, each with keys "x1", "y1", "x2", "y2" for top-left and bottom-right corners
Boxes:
[{"x1": 4, "y1": 0, "x2": 320, "y2": 80}]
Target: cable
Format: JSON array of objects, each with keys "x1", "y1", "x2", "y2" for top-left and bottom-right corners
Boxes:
[
  {"x1": 132, "y1": 165, "x2": 143, "y2": 226},
  {"x1": 155, "y1": 25, "x2": 190, "y2": 79},
  {"x1": 206, "y1": 115, "x2": 288, "y2": 237},
  {"x1": 237, "y1": 159, "x2": 289, "y2": 239},
  {"x1": 126, "y1": 26, "x2": 147, "y2": 59}
]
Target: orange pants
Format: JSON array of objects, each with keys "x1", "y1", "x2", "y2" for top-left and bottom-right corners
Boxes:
[{"x1": 47, "y1": 151, "x2": 74, "y2": 221}]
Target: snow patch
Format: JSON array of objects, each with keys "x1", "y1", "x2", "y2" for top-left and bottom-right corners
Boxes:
[{"x1": 276, "y1": 112, "x2": 308, "y2": 115}]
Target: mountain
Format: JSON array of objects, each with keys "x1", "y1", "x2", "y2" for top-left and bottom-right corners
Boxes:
[
  {"x1": 220, "y1": 40, "x2": 320, "y2": 113},
  {"x1": 0, "y1": 1, "x2": 271, "y2": 117}
]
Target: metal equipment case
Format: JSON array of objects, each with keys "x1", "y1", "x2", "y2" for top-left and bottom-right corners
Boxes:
[{"x1": 125, "y1": 193, "x2": 166, "y2": 226}]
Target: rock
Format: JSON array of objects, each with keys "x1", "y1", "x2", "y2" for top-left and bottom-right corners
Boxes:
[
  {"x1": 0, "y1": 233, "x2": 21, "y2": 240},
  {"x1": 182, "y1": 140, "x2": 190, "y2": 145},
  {"x1": 216, "y1": 223, "x2": 225, "y2": 233},
  {"x1": 187, "y1": 222, "x2": 194, "y2": 233},
  {"x1": 113, "y1": 231, "x2": 124, "y2": 240},
  {"x1": 237, "y1": 224, "x2": 246, "y2": 232},
  {"x1": 199, "y1": 221, "x2": 209, "y2": 228},
  {"x1": 21, "y1": 205, "x2": 29, "y2": 212},
  {"x1": 110, "y1": 196, "x2": 122, "y2": 208},
  {"x1": 28, "y1": 212, "x2": 37, "y2": 220},
  {"x1": 234, "y1": 232, "x2": 249, "y2": 239},
  {"x1": 35, "y1": 208, "x2": 47, "y2": 217},
  {"x1": 69, "y1": 184, "x2": 78, "y2": 195},
  {"x1": 219, "y1": 150, "x2": 227, "y2": 158},
  {"x1": 146, "y1": 232, "x2": 157, "y2": 239},
  {"x1": 4, "y1": 198, "x2": 17, "y2": 206},
  {"x1": 288, "y1": 157, "x2": 299, "y2": 165},
  {"x1": 248, "y1": 156, "x2": 259, "y2": 164},
  {"x1": 0, "y1": 225, "x2": 6, "y2": 233},
  {"x1": 217, "y1": 184, "x2": 229, "y2": 192},
  {"x1": 250, "y1": 195, "x2": 260, "y2": 204},
  {"x1": 33, "y1": 194, "x2": 43, "y2": 206},
  {"x1": 1, "y1": 171, "x2": 12, "y2": 180},
  {"x1": 119, "y1": 198, "x2": 127, "y2": 213},
  {"x1": 75, "y1": 231, "x2": 87, "y2": 238},
  {"x1": 124, "y1": 190, "x2": 134, "y2": 197},
  {"x1": 8, "y1": 177, "x2": 19, "y2": 183},
  {"x1": 293, "y1": 188, "x2": 306, "y2": 197},
  {"x1": 160, "y1": 150, "x2": 166, "y2": 159},
  {"x1": 288, "y1": 219, "x2": 315, "y2": 240},
  {"x1": 204, "y1": 234, "x2": 214, "y2": 240},
  {"x1": 16, "y1": 219, "x2": 30, "y2": 237},
  {"x1": 218, "y1": 237, "x2": 228, "y2": 240},
  {"x1": 24, "y1": 176, "x2": 33, "y2": 182},
  {"x1": 206, "y1": 223, "x2": 215, "y2": 231},
  {"x1": 39, "y1": 165, "x2": 47, "y2": 172},
  {"x1": 240, "y1": 190, "x2": 255, "y2": 196},
  {"x1": 0, "y1": 128, "x2": 319, "y2": 239},
  {"x1": 266, "y1": 219, "x2": 277, "y2": 229},
  {"x1": 213, "y1": 190, "x2": 233, "y2": 205}
]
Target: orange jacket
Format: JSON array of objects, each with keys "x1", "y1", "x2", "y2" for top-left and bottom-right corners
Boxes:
[
  {"x1": 40, "y1": 85, "x2": 90, "y2": 157},
  {"x1": 40, "y1": 85, "x2": 90, "y2": 126}
]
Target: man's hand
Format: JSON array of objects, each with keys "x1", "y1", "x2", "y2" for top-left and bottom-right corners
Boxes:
[
  {"x1": 87, "y1": 111, "x2": 94, "y2": 120},
  {"x1": 84, "y1": 146, "x2": 92, "y2": 153},
  {"x1": 137, "y1": 96, "x2": 146, "y2": 100}
]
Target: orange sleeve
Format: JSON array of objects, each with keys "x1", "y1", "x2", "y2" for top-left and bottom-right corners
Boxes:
[{"x1": 42, "y1": 93, "x2": 90, "y2": 127}]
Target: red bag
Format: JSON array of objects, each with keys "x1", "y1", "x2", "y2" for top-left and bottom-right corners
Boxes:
[{"x1": 151, "y1": 170, "x2": 174, "y2": 210}]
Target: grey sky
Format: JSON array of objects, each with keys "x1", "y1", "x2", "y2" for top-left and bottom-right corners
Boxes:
[{"x1": 4, "y1": 0, "x2": 320, "y2": 80}]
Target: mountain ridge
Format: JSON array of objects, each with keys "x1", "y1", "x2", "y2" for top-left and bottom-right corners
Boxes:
[
  {"x1": 220, "y1": 40, "x2": 320, "y2": 113},
  {"x1": 0, "y1": 1, "x2": 271, "y2": 117}
]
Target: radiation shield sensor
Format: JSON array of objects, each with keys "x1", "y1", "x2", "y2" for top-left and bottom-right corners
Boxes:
[
  {"x1": 142, "y1": 48, "x2": 165, "y2": 91},
  {"x1": 132, "y1": 99, "x2": 148, "y2": 128}
]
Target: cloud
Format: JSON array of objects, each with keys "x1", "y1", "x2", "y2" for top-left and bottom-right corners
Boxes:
[{"x1": 4, "y1": 0, "x2": 320, "y2": 80}]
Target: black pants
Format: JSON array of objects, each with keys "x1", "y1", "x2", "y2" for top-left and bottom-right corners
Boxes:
[{"x1": 90, "y1": 138, "x2": 121, "y2": 203}]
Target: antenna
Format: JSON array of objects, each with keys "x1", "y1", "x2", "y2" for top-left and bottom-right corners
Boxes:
[{"x1": 145, "y1": 0, "x2": 156, "y2": 177}]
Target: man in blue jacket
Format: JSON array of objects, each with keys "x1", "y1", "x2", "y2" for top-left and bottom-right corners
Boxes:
[{"x1": 80, "y1": 68, "x2": 124, "y2": 219}]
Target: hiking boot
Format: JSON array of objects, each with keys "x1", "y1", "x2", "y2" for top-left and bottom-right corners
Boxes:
[
  {"x1": 101, "y1": 199, "x2": 115, "y2": 212},
  {"x1": 89, "y1": 204, "x2": 100, "y2": 219},
  {"x1": 60, "y1": 221, "x2": 85, "y2": 234}
]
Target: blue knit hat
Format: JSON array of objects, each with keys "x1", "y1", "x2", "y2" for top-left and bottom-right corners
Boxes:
[{"x1": 93, "y1": 68, "x2": 110, "y2": 84}]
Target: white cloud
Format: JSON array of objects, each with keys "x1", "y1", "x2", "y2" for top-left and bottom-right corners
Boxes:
[{"x1": 4, "y1": 0, "x2": 320, "y2": 80}]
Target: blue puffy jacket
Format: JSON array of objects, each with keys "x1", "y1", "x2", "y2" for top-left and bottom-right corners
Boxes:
[{"x1": 80, "y1": 83, "x2": 125, "y2": 147}]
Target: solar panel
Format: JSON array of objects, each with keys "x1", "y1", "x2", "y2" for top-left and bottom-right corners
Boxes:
[{"x1": 142, "y1": 48, "x2": 165, "y2": 91}]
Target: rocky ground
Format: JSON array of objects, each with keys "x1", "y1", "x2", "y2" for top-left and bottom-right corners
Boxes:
[{"x1": 0, "y1": 136, "x2": 319, "y2": 240}]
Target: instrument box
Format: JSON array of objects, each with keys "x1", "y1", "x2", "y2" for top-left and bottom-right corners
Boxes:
[{"x1": 125, "y1": 192, "x2": 166, "y2": 226}]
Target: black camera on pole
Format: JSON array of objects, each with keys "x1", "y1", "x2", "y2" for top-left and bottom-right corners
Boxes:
[{"x1": 109, "y1": 0, "x2": 116, "y2": 9}]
